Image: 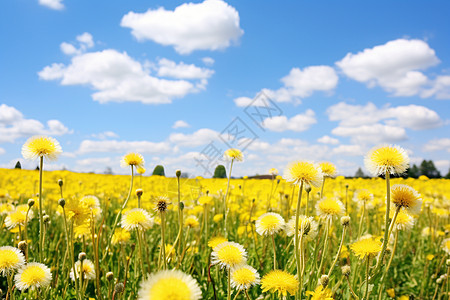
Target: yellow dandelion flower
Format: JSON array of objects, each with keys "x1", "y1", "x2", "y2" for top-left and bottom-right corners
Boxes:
[
  {"x1": 255, "y1": 212, "x2": 285, "y2": 236},
  {"x1": 0, "y1": 246, "x2": 25, "y2": 275},
  {"x1": 64, "y1": 197, "x2": 91, "y2": 226},
  {"x1": 354, "y1": 189, "x2": 374, "y2": 203},
  {"x1": 231, "y1": 265, "x2": 260, "y2": 290},
  {"x1": 391, "y1": 185, "x2": 422, "y2": 214},
  {"x1": 426, "y1": 254, "x2": 435, "y2": 261},
  {"x1": 306, "y1": 285, "x2": 334, "y2": 300},
  {"x1": 386, "y1": 288, "x2": 395, "y2": 298},
  {"x1": 391, "y1": 209, "x2": 415, "y2": 231},
  {"x1": 70, "y1": 259, "x2": 95, "y2": 281},
  {"x1": 398, "y1": 296, "x2": 409, "y2": 300},
  {"x1": 184, "y1": 215, "x2": 200, "y2": 228},
  {"x1": 5, "y1": 205, "x2": 33, "y2": 229},
  {"x1": 0, "y1": 203, "x2": 14, "y2": 215},
  {"x1": 268, "y1": 168, "x2": 279, "y2": 176},
  {"x1": 15, "y1": 262, "x2": 52, "y2": 291},
  {"x1": 74, "y1": 222, "x2": 91, "y2": 239},
  {"x1": 319, "y1": 162, "x2": 337, "y2": 178},
  {"x1": 350, "y1": 236, "x2": 382, "y2": 259},
  {"x1": 198, "y1": 195, "x2": 214, "y2": 206},
  {"x1": 208, "y1": 236, "x2": 228, "y2": 249},
  {"x1": 316, "y1": 198, "x2": 345, "y2": 218},
  {"x1": 121, "y1": 208, "x2": 153, "y2": 231},
  {"x1": 285, "y1": 215, "x2": 318, "y2": 241},
  {"x1": 284, "y1": 161, "x2": 323, "y2": 187},
  {"x1": 22, "y1": 135, "x2": 62, "y2": 161},
  {"x1": 120, "y1": 152, "x2": 145, "y2": 169},
  {"x1": 213, "y1": 214, "x2": 223, "y2": 223},
  {"x1": 339, "y1": 245, "x2": 349, "y2": 259},
  {"x1": 112, "y1": 228, "x2": 131, "y2": 245},
  {"x1": 136, "y1": 167, "x2": 146, "y2": 175},
  {"x1": 154, "y1": 196, "x2": 171, "y2": 213},
  {"x1": 260, "y1": 269, "x2": 299, "y2": 297},
  {"x1": 137, "y1": 270, "x2": 201, "y2": 300},
  {"x1": 224, "y1": 148, "x2": 244, "y2": 161},
  {"x1": 364, "y1": 145, "x2": 409, "y2": 176},
  {"x1": 80, "y1": 195, "x2": 102, "y2": 217},
  {"x1": 211, "y1": 241, "x2": 247, "y2": 269},
  {"x1": 442, "y1": 238, "x2": 450, "y2": 255}
]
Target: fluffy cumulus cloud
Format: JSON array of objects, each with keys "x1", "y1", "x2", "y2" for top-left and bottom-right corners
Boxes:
[
  {"x1": 172, "y1": 120, "x2": 190, "y2": 129},
  {"x1": 157, "y1": 58, "x2": 214, "y2": 79},
  {"x1": 317, "y1": 135, "x2": 339, "y2": 145},
  {"x1": 331, "y1": 144, "x2": 365, "y2": 156},
  {"x1": 169, "y1": 128, "x2": 222, "y2": 147},
  {"x1": 0, "y1": 147, "x2": 5, "y2": 155},
  {"x1": 120, "y1": 0, "x2": 243, "y2": 54},
  {"x1": 39, "y1": 49, "x2": 200, "y2": 104},
  {"x1": 332, "y1": 123, "x2": 407, "y2": 144},
  {"x1": 422, "y1": 75, "x2": 450, "y2": 99},
  {"x1": 0, "y1": 104, "x2": 71, "y2": 143},
  {"x1": 60, "y1": 32, "x2": 95, "y2": 56},
  {"x1": 39, "y1": 0, "x2": 64, "y2": 10},
  {"x1": 78, "y1": 140, "x2": 172, "y2": 154},
  {"x1": 336, "y1": 39, "x2": 440, "y2": 97},
  {"x1": 423, "y1": 138, "x2": 450, "y2": 152},
  {"x1": 91, "y1": 131, "x2": 119, "y2": 140},
  {"x1": 262, "y1": 109, "x2": 317, "y2": 132}
]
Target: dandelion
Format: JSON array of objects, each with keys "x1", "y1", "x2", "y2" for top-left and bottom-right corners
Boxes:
[
  {"x1": 306, "y1": 285, "x2": 334, "y2": 300},
  {"x1": 213, "y1": 214, "x2": 223, "y2": 223},
  {"x1": 137, "y1": 269, "x2": 201, "y2": 300},
  {"x1": 111, "y1": 228, "x2": 131, "y2": 245},
  {"x1": 285, "y1": 215, "x2": 318, "y2": 241},
  {"x1": 70, "y1": 259, "x2": 95, "y2": 281},
  {"x1": 319, "y1": 162, "x2": 337, "y2": 200},
  {"x1": 154, "y1": 196, "x2": 171, "y2": 213},
  {"x1": 184, "y1": 215, "x2": 200, "y2": 228},
  {"x1": 14, "y1": 262, "x2": 52, "y2": 291},
  {"x1": 0, "y1": 246, "x2": 25, "y2": 276},
  {"x1": 224, "y1": 148, "x2": 244, "y2": 161},
  {"x1": 223, "y1": 148, "x2": 243, "y2": 236},
  {"x1": 230, "y1": 264, "x2": 260, "y2": 291},
  {"x1": 351, "y1": 235, "x2": 382, "y2": 260},
  {"x1": 268, "y1": 168, "x2": 278, "y2": 176},
  {"x1": 392, "y1": 209, "x2": 415, "y2": 231},
  {"x1": 364, "y1": 145, "x2": 409, "y2": 176},
  {"x1": 64, "y1": 198, "x2": 91, "y2": 226},
  {"x1": 4, "y1": 205, "x2": 34, "y2": 229},
  {"x1": 136, "y1": 167, "x2": 146, "y2": 175},
  {"x1": 198, "y1": 195, "x2": 214, "y2": 206},
  {"x1": 21, "y1": 135, "x2": 62, "y2": 162},
  {"x1": 353, "y1": 189, "x2": 374, "y2": 207},
  {"x1": 120, "y1": 208, "x2": 153, "y2": 231},
  {"x1": 80, "y1": 195, "x2": 102, "y2": 217},
  {"x1": 284, "y1": 161, "x2": 323, "y2": 187},
  {"x1": 208, "y1": 236, "x2": 228, "y2": 250},
  {"x1": 211, "y1": 241, "x2": 247, "y2": 269},
  {"x1": 255, "y1": 212, "x2": 285, "y2": 236},
  {"x1": 442, "y1": 238, "x2": 450, "y2": 255},
  {"x1": 260, "y1": 270, "x2": 299, "y2": 297},
  {"x1": 316, "y1": 198, "x2": 345, "y2": 219},
  {"x1": 120, "y1": 152, "x2": 145, "y2": 169},
  {"x1": 391, "y1": 184, "x2": 422, "y2": 215}
]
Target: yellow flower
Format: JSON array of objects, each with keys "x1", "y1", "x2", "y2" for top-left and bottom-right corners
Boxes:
[
  {"x1": 120, "y1": 152, "x2": 145, "y2": 169},
  {"x1": 154, "y1": 195, "x2": 171, "y2": 213},
  {"x1": 255, "y1": 212, "x2": 285, "y2": 236},
  {"x1": 5, "y1": 205, "x2": 33, "y2": 229},
  {"x1": 306, "y1": 285, "x2": 334, "y2": 300},
  {"x1": 208, "y1": 236, "x2": 228, "y2": 249},
  {"x1": 22, "y1": 135, "x2": 62, "y2": 161},
  {"x1": 112, "y1": 228, "x2": 131, "y2": 245},
  {"x1": 260, "y1": 270, "x2": 299, "y2": 297},
  {"x1": 319, "y1": 162, "x2": 337, "y2": 178},
  {"x1": 284, "y1": 161, "x2": 323, "y2": 187},
  {"x1": 137, "y1": 270, "x2": 201, "y2": 300},
  {"x1": 136, "y1": 167, "x2": 146, "y2": 175},
  {"x1": 224, "y1": 148, "x2": 244, "y2": 161},
  {"x1": 64, "y1": 198, "x2": 90, "y2": 226},
  {"x1": 350, "y1": 236, "x2": 382, "y2": 259},
  {"x1": 211, "y1": 241, "x2": 247, "y2": 269},
  {"x1": 391, "y1": 185, "x2": 422, "y2": 214},
  {"x1": 184, "y1": 215, "x2": 200, "y2": 228},
  {"x1": 442, "y1": 238, "x2": 450, "y2": 255},
  {"x1": 198, "y1": 195, "x2": 214, "y2": 206},
  {"x1": 268, "y1": 168, "x2": 279, "y2": 176},
  {"x1": 316, "y1": 198, "x2": 345, "y2": 218},
  {"x1": 15, "y1": 262, "x2": 52, "y2": 291},
  {"x1": 231, "y1": 265, "x2": 260, "y2": 290},
  {"x1": 0, "y1": 246, "x2": 25, "y2": 275},
  {"x1": 354, "y1": 190, "x2": 373, "y2": 203},
  {"x1": 70, "y1": 259, "x2": 95, "y2": 281},
  {"x1": 364, "y1": 145, "x2": 409, "y2": 176},
  {"x1": 213, "y1": 214, "x2": 223, "y2": 223},
  {"x1": 285, "y1": 215, "x2": 318, "y2": 241},
  {"x1": 121, "y1": 208, "x2": 153, "y2": 231},
  {"x1": 80, "y1": 195, "x2": 102, "y2": 217},
  {"x1": 426, "y1": 254, "x2": 435, "y2": 261},
  {"x1": 386, "y1": 288, "x2": 395, "y2": 298},
  {"x1": 391, "y1": 209, "x2": 415, "y2": 231}
]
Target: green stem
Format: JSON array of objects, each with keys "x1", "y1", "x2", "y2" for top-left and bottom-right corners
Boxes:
[
  {"x1": 320, "y1": 176, "x2": 326, "y2": 199},
  {"x1": 271, "y1": 234, "x2": 277, "y2": 269},
  {"x1": 224, "y1": 159, "x2": 234, "y2": 237},
  {"x1": 227, "y1": 267, "x2": 232, "y2": 300},
  {"x1": 328, "y1": 226, "x2": 347, "y2": 277},
  {"x1": 363, "y1": 257, "x2": 370, "y2": 300},
  {"x1": 358, "y1": 204, "x2": 365, "y2": 238},
  {"x1": 161, "y1": 212, "x2": 167, "y2": 270},
  {"x1": 38, "y1": 156, "x2": 44, "y2": 263},
  {"x1": 294, "y1": 181, "x2": 304, "y2": 299},
  {"x1": 317, "y1": 218, "x2": 330, "y2": 277}
]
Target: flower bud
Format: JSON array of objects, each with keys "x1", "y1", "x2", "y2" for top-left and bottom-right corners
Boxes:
[
  {"x1": 342, "y1": 265, "x2": 351, "y2": 277},
  {"x1": 114, "y1": 282, "x2": 124, "y2": 294},
  {"x1": 341, "y1": 216, "x2": 351, "y2": 227},
  {"x1": 176, "y1": 169, "x2": 181, "y2": 178},
  {"x1": 28, "y1": 199, "x2": 35, "y2": 208},
  {"x1": 305, "y1": 184, "x2": 312, "y2": 193},
  {"x1": 179, "y1": 202, "x2": 184, "y2": 211},
  {"x1": 446, "y1": 259, "x2": 450, "y2": 267},
  {"x1": 43, "y1": 215, "x2": 50, "y2": 224},
  {"x1": 135, "y1": 189, "x2": 143, "y2": 197},
  {"x1": 18, "y1": 241, "x2": 27, "y2": 253},
  {"x1": 319, "y1": 275, "x2": 329, "y2": 288},
  {"x1": 59, "y1": 198, "x2": 65, "y2": 208},
  {"x1": 78, "y1": 252, "x2": 87, "y2": 261},
  {"x1": 106, "y1": 271, "x2": 114, "y2": 282},
  {"x1": 58, "y1": 179, "x2": 63, "y2": 187}
]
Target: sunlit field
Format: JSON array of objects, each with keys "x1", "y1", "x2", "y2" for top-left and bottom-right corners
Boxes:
[{"x1": 0, "y1": 140, "x2": 449, "y2": 300}]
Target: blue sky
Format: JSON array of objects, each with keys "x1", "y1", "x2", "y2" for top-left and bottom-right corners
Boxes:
[{"x1": 1, "y1": 0, "x2": 449, "y2": 177}]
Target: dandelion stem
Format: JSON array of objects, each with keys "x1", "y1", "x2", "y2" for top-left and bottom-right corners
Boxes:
[
  {"x1": 294, "y1": 181, "x2": 304, "y2": 299},
  {"x1": 346, "y1": 276, "x2": 359, "y2": 300},
  {"x1": 244, "y1": 289, "x2": 252, "y2": 300},
  {"x1": 38, "y1": 156, "x2": 44, "y2": 263},
  {"x1": 227, "y1": 267, "x2": 232, "y2": 300},
  {"x1": 363, "y1": 256, "x2": 370, "y2": 300},
  {"x1": 317, "y1": 218, "x2": 330, "y2": 276},
  {"x1": 224, "y1": 159, "x2": 234, "y2": 237},
  {"x1": 160, "y1": 212, "x2": 167, "y2": 270},
  {"x1": 176, "y1": 174, "x2": 184, "y2": 262},
  {"x1": 271, "y1": 234, "x2": 277, "y2": 269},
  {"x1": 358, "y1": 203, "x2": 365, "y2": 238},
  {"x1": 328, "y1": 226, "x2": 347, "y2": 277},
  {"x1": 320, "y1": 176, "x2": 326, "y2": 199}
]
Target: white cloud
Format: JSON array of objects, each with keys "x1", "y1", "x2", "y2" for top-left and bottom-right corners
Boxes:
[
  {"x1": 202, "y1": 57, "x2": 215, "y2": 66},
  {"x1": 76, "y1": 157, "x2": 113, "y2": 167},
  {"x1": 332, "y1": 144, "x2": 365, "y2": 156},
  {"x1": 172, "y1": 120, "x2": 190, "y2": 129},
  {"x1": 91, "y1": 131, "x2": 119, "y2": 139},
  {"x1": 39, "y1": 0, "x2": 64, "y2": 10},
  {"x1": 0, "y1": 104, "x2": 71, "y2": 143},
  {"x1": 169, "y1": 128, "x2": 221, "y2": 147},
  {"x1": 327, "y1": 102, "x2": 442, "y2": 130},
  {"x1": 39, "y1": 49, "x2": 197, "y2": 104},
  {"x1": 336, "y1": 39, "x2": 439, "y2": 97},
  {"x1": 157, "y1": 58, "x2": 214, "y2": 79},
  {"x1": 60, "y1": 32, "x2": 95, "y2": 56},
  {"x1": 77, "y1": 33, "x2": 94, "y2": 48},
  {"x1": 78, "y1": 140, "x2": 172, "y2": 154},
  {"x1": 0, "y1": 147, "x2": 5, "y2": 155},
  {"x1": 332, "y1": 124, "x2": 407, "y2": 144},
  {"x1": 120, "y1": 0, "x2": 244, "y2": 54},
  {"x1": 317, "y1": 135, "x2": 339, "y2": 145},
  {"x1": 423, "y1": 138, "x2": 450, "y2": 152},
  {"x1": 263, "y1": 109, "x2": 316, "y2": 132},
  {"x1": 233, "y1": 96, "x2": 271, "y2": 107},
  {"x1": 434, "y1": 160, "x2": 450, "y2": 174},
  {"x1": 422, "y1": 75, "x2": 450, "y2": 99}
]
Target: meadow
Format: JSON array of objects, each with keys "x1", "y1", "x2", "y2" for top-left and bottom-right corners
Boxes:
[{"x1": 0, "y1": 137, "x2": 449, "y2": 300}]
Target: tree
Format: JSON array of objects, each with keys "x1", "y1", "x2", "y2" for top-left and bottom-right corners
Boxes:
[
  {"x1": 445, "y1": 168, "x2": 450, "y2": 179},
  {"x1": 213, "y1": 165, "x2": 227, "y2": 178},
  {"x1": 354, "y1": 167, "x2": 365, "y2": 178},
  {"x1": 152, "y1": 165, "x2": 165, "y2": 176},
  {"x1": 14, "y1": 161, "x2": 21, "y2": 169},
  {"x1": 104, "y1": 167, "x2": 113, "y2": 175},
  {"x1": 419, "y1": 160, "x2": 441, "y2": 178},
  {"x1": 407, "y1": 164, "x2": 420, "y2": 178}
]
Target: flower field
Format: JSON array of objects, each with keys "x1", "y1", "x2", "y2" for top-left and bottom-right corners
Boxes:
[{"x1": 0, "y1": 140, "x2": 449, "y2": 300}]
